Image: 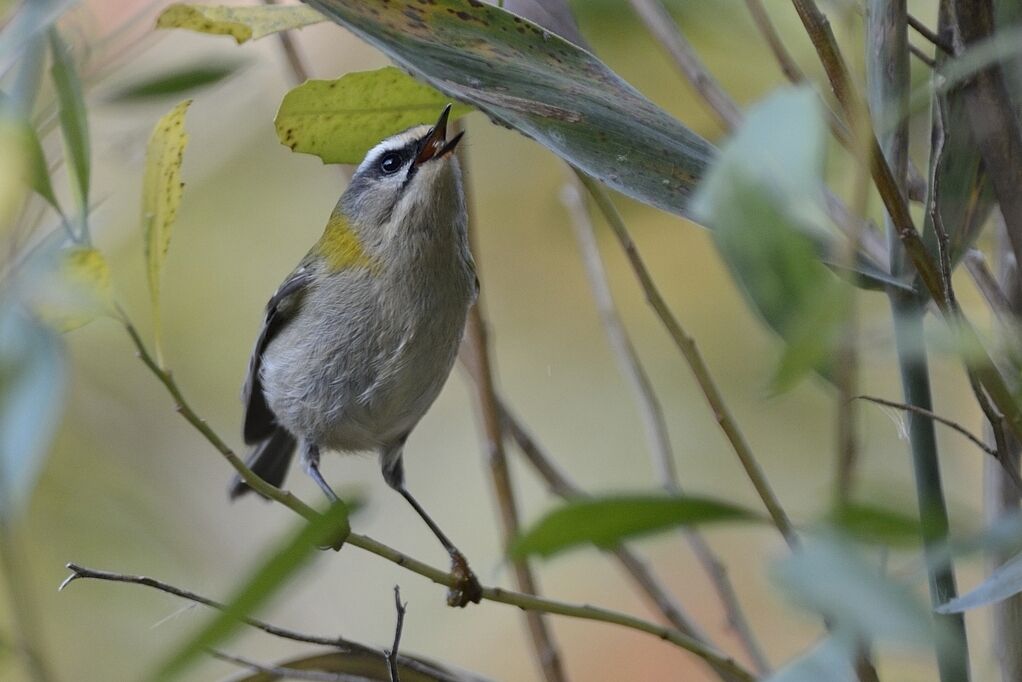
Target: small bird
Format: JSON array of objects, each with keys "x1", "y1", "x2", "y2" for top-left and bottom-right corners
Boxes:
[{"x1": 231, "y1": 105, "x2": 482, "y2": 606}]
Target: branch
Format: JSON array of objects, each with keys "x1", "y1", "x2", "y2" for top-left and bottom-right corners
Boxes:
[
  {"x1": 963, "y1": 250, "x2": 1014, "y2": 328},
  {"x1": 855, "y1": 395, "x2": 996, "y2": 456},
  {"x1": 559, "y1": 179, "x2": 769, "y2": 675},
  {"x1": 573, "y1": 169, "x2": 799, "y2": 549},
  {"x1": 387, "y1": 587, "x2": 406, "y2": 682},
  {"x1": 743, "y1": 0, "x2": 806, "y2": 83},
  {"x1": 456, "y1": 127, "x2": 568, "y2": 682},
  {"x1": 909, "y1": 44, "x2": 937, "y2": 68},
  {"x1": 261, "y1": 0, "x2": 311, "y2": 83},
  {"x1": 908, "y1": 13, "x2": 953, "y2": 53},
  {"x1": 627, "y1": 0, "x2": 742, "y2": 130}
]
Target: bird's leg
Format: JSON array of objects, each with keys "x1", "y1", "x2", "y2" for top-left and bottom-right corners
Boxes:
[
  {"x1": 302, "y1": 442, "x2": 339, "y2": 503},
  {"x1": 382, "y1": 449, "x2": 482, "y2": 607}
]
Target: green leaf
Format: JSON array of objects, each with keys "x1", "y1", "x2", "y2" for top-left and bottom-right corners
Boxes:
[
  {"x1": 827, "y1": 502, "x2": 923, "y2": 547},
  {"x1": 693, "y1": 87, "x2": 846, "y2": 391},
  {"x1": 276, "y1": 67, "x2": 473, "y2": 165},
  {"x1": 772, "y1": 535, "x2": 940, "y2": 649},
  {"x1": 48, "y1": 29, "x2": 89, "y2": 227},
  {"x1": 303, "y1": 0, "x2": 715, "y2": 218},
  {"x1": 142, "y1": 99, "x2": 191, "y2": 358},
  {"x1": 764, "y1": 637, "x2": 856, "y2": 682},
  {"x1": 937, "y1": 550, "x2": 1022, "y2": 614},
  {"x1": 511, "y1": 494, "x2": 760, "y2": 559},
  {"x1": 154, "y1": 502, "x2": 350, "y2": 680},
  {"x1": 107, "y1": 61, "x2": 243, "y2": 103},
  {"x1": 0, "y1": 304, "x2": 65, "y2": 519},
  {"x1": 156, "y1": 3, "x2": 325, "y2": 44}
]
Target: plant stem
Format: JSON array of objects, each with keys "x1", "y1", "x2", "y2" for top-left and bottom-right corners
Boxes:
[
  {"x1": 573, "y1": 169, "x2": 799, "y2": 550},
  {"x1": 743, "y1": 0, "x2": 806, "y2": 83}
]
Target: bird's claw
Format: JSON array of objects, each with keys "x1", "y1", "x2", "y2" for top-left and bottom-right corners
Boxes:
[{"x1": 446, "y1": 551, "x2": 483, "y2": 608}]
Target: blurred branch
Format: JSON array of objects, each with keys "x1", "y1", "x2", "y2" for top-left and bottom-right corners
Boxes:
[
  {"x1": 907, "y1": 13, "x2": 952, "y2": 53},
  {"x1": 909, "y1": 44, "x2": 936, "y2": 68},
  {"x1": 387, "y1": 587, "x2": 406, "y2": 682},
  {"x1": 855, "y1": 395, "x2": 997, "y2": 457},
  {"x1": 627, "y1": 0, "x2": 742, "y2": 129},
  {"x1": 573, "y1": 169, "x2": 799, "y2": 550},
  {"x1": 743, "y1": 0, "x2": 806, "y2": 83},
  {"x1": 955, "y1": 0, "x2": 1022, "y2": 273},
  {"x1": 261, "y1": 0, "x2": 311, "y2": 83},
  {"x1": 559, "y1": 179, "x2": 770, "y2": 676},
  {"x1": 457, "y1": 128, "x2": 568, "y2": 682},
  {"x1": 964, "y1": 249, "x2": 1013, "y2": 328}
]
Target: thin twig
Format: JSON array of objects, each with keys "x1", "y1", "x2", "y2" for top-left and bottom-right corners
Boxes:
[
  {"x1": 261, "y1": 0, "x2": 311, "y2": 83},
  {"x1": 387, "y1": 587, "x2": 406, "y2": 682},
  {"x1": 573, "y1": 169, "x2": 799, "y2": 550},
  {"x1": 456, "y1": 128, "x2": 568, "y2": 682},
  {"x1": 964, "y1": 250, "x2": 1014, "y2": 329},
  {"x1": 559, "y1": 179, "x2": 769, "y2": 675},
  {"x1": 743, "y1": 0, "x2": 806, "y2": 83},
  {"x1": 210, "y1": 650, "x2": 367, "y2": 682},
  {"x1": 907, "y1": 13, "x2": 953, "y2": 53},
  {"x1": 855, "y1": 395, "x2": 996, "y2": 456},
  {"x1": 627, "y1": 0, "x2": 742, "y2": 129},
  {"x1": 909, "y1": 44, "x2": 936, "y2": 68}
]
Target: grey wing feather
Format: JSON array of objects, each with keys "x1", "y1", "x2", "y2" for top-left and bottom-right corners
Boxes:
[{"x1": 242, "y1": 270, "x2": 312, "y2": 444}]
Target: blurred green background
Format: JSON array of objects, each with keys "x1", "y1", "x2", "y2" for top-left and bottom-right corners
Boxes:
[{"x1": 0, "y1": 0, "x2": 1000, "y2": 680}]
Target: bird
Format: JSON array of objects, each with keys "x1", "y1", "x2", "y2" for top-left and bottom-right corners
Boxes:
[{"x1": 230, "y1": 105, "x2": 482, "y2": 606}]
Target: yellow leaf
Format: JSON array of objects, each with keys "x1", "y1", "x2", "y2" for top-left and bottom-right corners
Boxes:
[
  {"x1": 275, "y1": 67, "x2": 473, "y2": 165},
  {"x1": 36, "y1": 247, "x2": 114, "y2": 332},
  {"x1": 142, "y1": 100, "x2": 191, "y2": 357},
  {"x1": 156, "y1": 4, "x2": 325, "y2": 44}
]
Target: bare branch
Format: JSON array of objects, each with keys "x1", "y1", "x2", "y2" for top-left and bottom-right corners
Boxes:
[
  {"x1": 855, "y1": 395, "x2": 996, "y2": 456},
  {"x1": 907, "y1": 13, "x2": 953, "y2": 53},
  {"x1": 559, "y1": 179, "x2": 769, "y2": 675},
  {"x1": 455, "y1": 127, "x2": 567, "y2": 682},
  {"x1": 964, "y1": 250, "x2": 1014, "y2": 328},
  {"x1": 573, "y1": 169, "x2": 799, "y2": 549},
  {"x1": 627, "y1": 0, "x2": 742, "y2": 129},
  {"x1": 743, "y1": 0, "x2": 806, "y2": 83},
  {"x1": 261, "y1": 0, "x2": 311, "y2": 83},
  {"x1": 387, "y1": 587, "x2": 407, "y2": 682}
]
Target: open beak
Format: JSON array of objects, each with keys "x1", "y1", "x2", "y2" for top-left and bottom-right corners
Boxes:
[{"x1": 414, "y1": 104, "x2": 464, "y2": 166}]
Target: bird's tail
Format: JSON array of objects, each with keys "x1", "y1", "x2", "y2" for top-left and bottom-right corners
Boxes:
[{"x1": 228, "y1": 428, "x2": 297, "y2": 500}]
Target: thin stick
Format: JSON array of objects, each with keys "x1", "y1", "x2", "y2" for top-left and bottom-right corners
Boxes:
[
  {"x1": 573, "y1": 169, "x2": 799, "y2": 549},
  {"x1": 743, "y1": 0, "x2": 806, "y2": 83},
  {"x1": 387, "y1": 587, "x2": 406, "y2": 682},
  {"x1": 855, "y1": 395, "x2": 996, "y2": 456},
  {"x1": 907, "y1": 13, "x2": 953, "y2": 54},
  {"x1": 261, "y1": 0, "x2": 311, "y2": 83},
  {"x1": 210, "y1": 650, "x2": 366, "y2": 682},
  {"x1": 963, "y1": 250, "x2": 1014, "y2": 328},
  {"x1": 560, "y1": 180, "x2": 769, "y2": 675},
  {"x1": 910, "y1": 44, "x2": 936, "y2": 69},
  {"x1": 456, "y1": 130, "x2": 568, "y2": 682},
  {"x1": 627, "y1": 0, "x2": 742, "y2": 129}
]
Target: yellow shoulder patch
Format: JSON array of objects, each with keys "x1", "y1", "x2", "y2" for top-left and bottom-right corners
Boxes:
[{"x1": 313, "y1": 212, "x2": 377, "y2": 272}]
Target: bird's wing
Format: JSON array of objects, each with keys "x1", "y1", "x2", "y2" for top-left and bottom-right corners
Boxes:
[{"x1": 242, "y1": 269, "x2": 312, "y2": 444}]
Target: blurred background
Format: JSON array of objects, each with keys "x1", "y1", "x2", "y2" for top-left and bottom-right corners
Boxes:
[{"x1": 0, "y1": 0, "x2": 1000, "y2": 680}]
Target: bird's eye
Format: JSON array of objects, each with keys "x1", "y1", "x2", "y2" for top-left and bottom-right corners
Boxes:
[{"x1": 379, "y1": 152, "x2": 403, "y2": 175}]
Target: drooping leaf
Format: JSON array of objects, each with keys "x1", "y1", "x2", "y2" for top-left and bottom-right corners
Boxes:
[
  {"x1": 486, "y1": 0, "x2": 587, "y2": 47},
  {"x1": 303, "y1": 0, "x2": 715, "y2": 218},
  {"x1": 772, "y1": 535, "x2": 940, "y2": 649},
  {"x1": 107, "y1": 61, "x2": 244, "y2": 103},
  {"x1": 764, "y1": 637, "x2": 856, "y2": 682},
  {"x1": 0, "y1": 304, "x2": 65, "y2": 519},
  {"x1": 827, "y1": 502, "x2": 923, "y2": 547},
  {"x1": 48, "y1": 29, "x2": 89, "y2": 223},
  {"x1": 154, "y1": 501, "x2": 350, "y2": 680},
  {"x1": 937, "y1": 550, "x2": 1022, "y2": 614},
  {"x1": 693, "y1": 87, "x2": 846, "y2": 391},
  {"x1": 156, "y1": 3, "x2": 325, "y2": 44},
  {"x1": 34, "y1": 247, "x2": 115, "y2": 332},
  {"x1": 276, "y1": 67, "x2": 473, "y2": 164},
  {"x1": 512, "y1": 494, "x2": 759, "y2": 559},
  {"x1": 142, "y1": 99, "x2": 191, "y2": 355}
]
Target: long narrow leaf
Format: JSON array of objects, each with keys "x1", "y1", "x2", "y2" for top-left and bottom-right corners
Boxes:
[
  {"x1": 937, "y1": 550, "x2": 1022, "y2": 614},
  {"x1": 157, "y1": 4, "x2": 325, "y2": 44},
  {"x1": 48, "y1": 29, "x2": 89, "y2": 231}
]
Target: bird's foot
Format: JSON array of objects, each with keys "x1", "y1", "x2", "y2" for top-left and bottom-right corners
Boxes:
[{"x1": 446, "y1": 550, "x2": 483, "y2": 607}]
